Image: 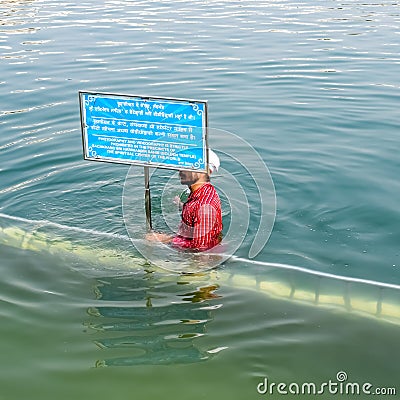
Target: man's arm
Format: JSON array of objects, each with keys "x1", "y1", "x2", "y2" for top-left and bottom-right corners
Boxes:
[{"x1": 172, "y1": 204, "x2": 218, "y2": 251}]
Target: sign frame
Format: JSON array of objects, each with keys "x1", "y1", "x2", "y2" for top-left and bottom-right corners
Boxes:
[{"x1": 79, "y1": 91, "x2": 209, "y2": 173}]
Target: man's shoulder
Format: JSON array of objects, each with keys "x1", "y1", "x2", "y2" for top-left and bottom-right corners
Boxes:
[
  {"x1": 198, "y1": 183, "x2": 221, "y2": 205},
  {"x1": 201, "y1": 182, "x2": 218, "y2": 195}
]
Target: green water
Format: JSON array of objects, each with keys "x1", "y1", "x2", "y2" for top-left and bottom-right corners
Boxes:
[{"x1": 0, "y1": 1, "x2": 399, "y2": 399}]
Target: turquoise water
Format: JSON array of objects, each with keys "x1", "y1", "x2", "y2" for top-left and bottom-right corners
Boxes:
[{"x1": 1, "y1": 1, "x2": 399, "y2": 399}]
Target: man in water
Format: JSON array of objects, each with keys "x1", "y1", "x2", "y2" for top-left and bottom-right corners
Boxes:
[{"x1": 147, "y1": 150, "x2": 222, "y2": 251}]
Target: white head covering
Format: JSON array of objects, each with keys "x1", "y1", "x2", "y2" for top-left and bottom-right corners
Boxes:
[{"x1": 208, "y1": 149, "x2": 220, "y2": 174}]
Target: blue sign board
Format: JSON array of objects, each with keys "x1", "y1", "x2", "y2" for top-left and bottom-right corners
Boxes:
[{"x1": 79, "y1": 92, "x2": 208, "y2": 171}]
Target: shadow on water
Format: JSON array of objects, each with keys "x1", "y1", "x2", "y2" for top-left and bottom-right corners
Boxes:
[{"x1": 84, "y1": 272, "x2": 225, "y2": 367}]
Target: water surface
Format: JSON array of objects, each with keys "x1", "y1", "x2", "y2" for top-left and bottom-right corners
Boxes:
[{"x1": 0, "y1": 1, "x2": 399, "y2": 399}]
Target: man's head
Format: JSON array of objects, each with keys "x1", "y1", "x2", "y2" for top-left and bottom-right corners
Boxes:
[
  {"x1": 179, "y1": 150, "x2": 220, "y2": 187},
  {"x1": 179, "y1": 170, "x2": 206, "y2": 186}
]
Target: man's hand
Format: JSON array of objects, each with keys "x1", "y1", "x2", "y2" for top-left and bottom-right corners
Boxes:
[
  {"x1": 173, "y1": 195, "x2": 183, "y2": 210},
  {"x1": 145, "y1": 231, "x2": 173, "y2": 243}
]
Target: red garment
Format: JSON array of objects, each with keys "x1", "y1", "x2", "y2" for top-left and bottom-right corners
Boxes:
[{"x1": 172, "y1": 183, "x2": 222, "y2": 251}]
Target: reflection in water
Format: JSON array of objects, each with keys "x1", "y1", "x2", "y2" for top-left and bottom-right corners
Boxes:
[{"x1": 84, "y1": 272, "x2": 224, "y2": 367}]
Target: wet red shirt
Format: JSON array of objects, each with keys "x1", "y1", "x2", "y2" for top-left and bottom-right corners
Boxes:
[{"x1": 172, "y1": 183, "x2": 222, "y2": 251}]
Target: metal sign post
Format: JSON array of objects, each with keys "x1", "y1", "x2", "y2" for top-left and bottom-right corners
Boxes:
[
  {"x1": 79, "y1": 91, "x2": 209, "y2": 232},
  {"x1": 144, "y1": 166, "x2": 152, "y2": 231}
]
